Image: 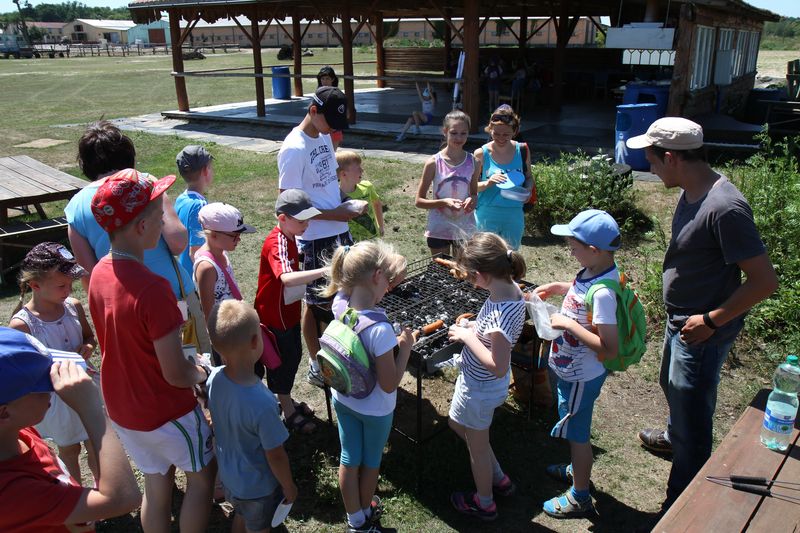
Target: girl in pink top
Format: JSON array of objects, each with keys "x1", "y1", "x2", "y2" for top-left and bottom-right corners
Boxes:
[{"x1": 415, "y1": 110, "x2": 479, "y2": 256}]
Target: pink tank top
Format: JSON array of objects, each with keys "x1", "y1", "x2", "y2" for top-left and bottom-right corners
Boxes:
[{"x1": 425, "y1": 152, "x2": 477, "y2": 240}]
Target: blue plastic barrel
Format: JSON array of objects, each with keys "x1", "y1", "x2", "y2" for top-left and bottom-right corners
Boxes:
[
  {"x1": 614, "y1": 103, "x2": 658, "y2": 171},
  {"x1": 623, "y1": 83, "x2": 670, "y2": 118},
  {"x1": 272, "y1": 66, "x2": 291, "y2": 99}
]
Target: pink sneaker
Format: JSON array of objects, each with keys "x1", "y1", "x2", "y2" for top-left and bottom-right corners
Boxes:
[{"x1": 493, "y1": 474, "x2": 516, "y2": 497}]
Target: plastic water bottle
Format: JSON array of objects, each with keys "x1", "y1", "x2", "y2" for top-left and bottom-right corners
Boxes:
[{"x1": 760, "y1": 355, "x2": 800, "y2": 451}]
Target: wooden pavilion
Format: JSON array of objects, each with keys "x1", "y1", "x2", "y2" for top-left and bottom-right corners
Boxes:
[{"x1": 127, "y1": 0, "x2": 778, "y2": 132}]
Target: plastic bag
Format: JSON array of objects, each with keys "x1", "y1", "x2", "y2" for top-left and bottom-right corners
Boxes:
[{"x1": 525, "y1": 292, "x2": 561, "y2": 341}]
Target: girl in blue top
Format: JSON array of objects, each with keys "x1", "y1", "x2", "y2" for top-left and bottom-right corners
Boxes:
[{"x1": 473, "y1": 105, "x2": 533, "y2": 250}]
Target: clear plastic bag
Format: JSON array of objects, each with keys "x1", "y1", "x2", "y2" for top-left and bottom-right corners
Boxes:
[{"x1": 525, "y1": 292, "x2": 561, "y2": 341}]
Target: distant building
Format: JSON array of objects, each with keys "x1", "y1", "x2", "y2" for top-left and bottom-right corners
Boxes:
[
  {"x1": 26, "y1": 22, "x2": 67, "y2": 43},
  {"x1": 128, "y1": 19, "x2": 170, "y2": 45},
  {"x1": 63, "y1": 19, "x2": 136, "y2": 44}
]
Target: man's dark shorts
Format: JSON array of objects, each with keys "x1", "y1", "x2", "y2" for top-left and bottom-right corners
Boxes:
[
  {"x1": 267, "y1": 324, "x2": 302, "y2": 395},
  {"x1": 299, "y1": 230, "x2": 353, "y2": 307}
]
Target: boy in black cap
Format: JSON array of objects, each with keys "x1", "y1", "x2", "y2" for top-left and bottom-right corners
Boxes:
[
  {"x1": 0, "y1": 327, "x2": 140, "y2": 531},
  {"x1": 277, "y1": 87, "x2": 367, "y2": 388},
  {"x1": 174, "y1": 145, "x2": 215, "y2": 275}
]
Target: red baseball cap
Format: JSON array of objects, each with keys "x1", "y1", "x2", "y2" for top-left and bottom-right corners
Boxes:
[{"x1": 91, "y1": 168, "x2": 176, "y2": 232}]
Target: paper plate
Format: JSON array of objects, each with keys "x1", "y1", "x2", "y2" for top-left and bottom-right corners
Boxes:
[
  {"x1": 271, "y1": 499, "x2": 293, "y2": 527},
  {"x1": 496, "y1": 169, "x2": 525, "y2": 189},
  {"x1": 500, "y1": 186, "x2": 531, "y2": 202}
]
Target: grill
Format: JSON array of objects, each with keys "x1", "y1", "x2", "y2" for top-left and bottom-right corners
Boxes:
[{"x1": 380, "y1": 254, "x2": 537, "y2": 373}]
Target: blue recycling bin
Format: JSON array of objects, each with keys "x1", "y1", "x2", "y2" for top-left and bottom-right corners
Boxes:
[
  {"x1": 615, "y1": 103, "x2": 659, "y2": 171},
  {"x1": 623, "y1": 83, "x2": 670, "y2": 118},
  {"x1": 272, "y1": 66, "x2": 291, "y2": 100}
]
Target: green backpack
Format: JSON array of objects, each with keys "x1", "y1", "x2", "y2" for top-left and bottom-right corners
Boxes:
[{"x1": 585, "y1": 270, "x2": 647, "y2": 371}]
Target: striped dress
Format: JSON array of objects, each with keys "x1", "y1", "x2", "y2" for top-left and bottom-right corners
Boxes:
[{"x1": 458, "y1": 297, "x2": 527, "y2": 382}]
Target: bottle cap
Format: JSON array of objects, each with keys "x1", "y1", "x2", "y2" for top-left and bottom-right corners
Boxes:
[{"x1": 787, "y1": 355, "x2": 799, "y2": 366}]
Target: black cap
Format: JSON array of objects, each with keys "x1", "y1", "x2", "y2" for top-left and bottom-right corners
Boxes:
[
  {"x1": 275, "y1": 189, "x2": 322, "y2": 221},
  {"x1": 22, "y1": 242, "x2": 87, "y2": 279},
  {"x1": 312, "y1": 86, "x2": 349, "y2": 131}
]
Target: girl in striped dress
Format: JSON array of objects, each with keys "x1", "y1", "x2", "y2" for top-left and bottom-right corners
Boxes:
[{"x1": 447, "y1": 232, "x2": 527, "y2": 522}]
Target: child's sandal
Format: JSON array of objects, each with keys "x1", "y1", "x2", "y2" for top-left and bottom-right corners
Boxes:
[{"x1": 284, "y1": 411, "x2": 316, "y2": 434}]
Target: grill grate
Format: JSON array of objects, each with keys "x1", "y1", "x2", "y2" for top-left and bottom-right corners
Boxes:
[{"x1": 379, "y1": 255, "x2": 536, "y2": 372}]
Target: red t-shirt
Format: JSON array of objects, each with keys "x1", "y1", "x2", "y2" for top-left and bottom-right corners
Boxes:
[
  {"x1": 89, "y1": 257, "x2": 195, "y2": 431},
  {"x1": 255, "y1": 226, "x2": 301, "y2": 330},
  {"x1": 0, "y1": 428, "x2": 89, "y2": 532}
]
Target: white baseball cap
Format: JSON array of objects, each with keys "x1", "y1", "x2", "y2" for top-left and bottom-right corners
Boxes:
[
  {"x1": 626, "y1": 117, "x2": 704, "y2": 150},
  {"x1": 198, "y1": 203, "x2": 255, "y2": 233}
]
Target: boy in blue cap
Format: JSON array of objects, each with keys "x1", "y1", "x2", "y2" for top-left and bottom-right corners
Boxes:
[
  {"x1": 0, "y1": 327, "x2": 140, "y2": 531},
  {"x1": 534, "y1": 209, "x2": 621, "y2": 518}
]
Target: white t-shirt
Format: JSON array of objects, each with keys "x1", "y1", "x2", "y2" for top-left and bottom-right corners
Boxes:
[
  {"x1": 331, "y1": 318, "x2": 398, "y2": 417},
  {"x1": 549, "y1": 266, "x2": 618, "y2": 382},
  {"x1": 277, "y1": 127, "x2": 347, "y2": 241}
]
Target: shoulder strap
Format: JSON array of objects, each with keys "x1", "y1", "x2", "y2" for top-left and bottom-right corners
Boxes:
[{"x1": 197, "y1": 250, "x2": 243, "y2": 300}]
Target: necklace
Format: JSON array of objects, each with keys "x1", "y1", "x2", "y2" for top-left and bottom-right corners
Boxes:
[{"x1": 110, "y1": 249, "x2": 141, "y2": 263}]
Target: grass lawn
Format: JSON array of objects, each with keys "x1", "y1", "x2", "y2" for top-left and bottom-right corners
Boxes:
[{"x1": 0, "y1": 48, "x2": 782, "y2": 532}]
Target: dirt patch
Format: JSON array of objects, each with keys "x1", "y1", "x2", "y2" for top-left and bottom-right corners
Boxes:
[{"x1": 14, "y1": 138, "x2": 70, "y2": 149}]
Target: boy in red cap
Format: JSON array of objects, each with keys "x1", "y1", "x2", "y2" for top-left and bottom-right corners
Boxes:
[
  {"x1": 0, "y1": 327, "x2": 140, "y2": 532},
  {"x1": 88, "y1": 169, "x2": 216, "y2": 532}
]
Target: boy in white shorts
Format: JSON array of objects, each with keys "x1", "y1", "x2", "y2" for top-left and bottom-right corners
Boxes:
[{"x1": 88, "y1": 169, "x2": 216, "y2": 532}]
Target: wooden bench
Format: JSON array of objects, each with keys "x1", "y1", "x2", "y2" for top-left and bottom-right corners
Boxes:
[
  {"x1": 654, "y1": 389, "x2": 800, "y2": 531},
  {"x1": 0, "y1": 216, "x2": 70, "y2": 280}
]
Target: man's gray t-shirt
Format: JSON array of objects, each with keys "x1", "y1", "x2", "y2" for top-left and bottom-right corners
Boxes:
[{"x1": 663, "y1": 177, "x2": 765, "y2": 342}]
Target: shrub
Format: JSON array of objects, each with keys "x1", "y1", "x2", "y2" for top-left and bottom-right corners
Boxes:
[
  {"x1": 725, "y1": 133, "x2": 800, "y2": 346},
  {"x1": 525, "y1": 152, "x2": 650, "y2": 238}
]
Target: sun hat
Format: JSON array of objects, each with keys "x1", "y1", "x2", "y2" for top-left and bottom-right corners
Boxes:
[
  {"x1": 22, "y1": 242, "x2": 87, "y2": 279},
  {"x1": 626, "y1": 117, "x2": 704, "y2": 150},
  {"x1": 551, "y1": 209, "x2": 621, "y2": 251},
  {"x1": 311, "y1": 86, "x2": 349, "y2": 131},
  {"x1": 0, "y1": 327, "x2": 55, "y2": 404},
  {"x1": 91, "y1": 168, "x2": 176, "y2": 232},
  {"x1": 176, "y1": 145, "x2": 214, "y2": 175},
  {"x1": 198, "y1": 203, "x2": 256, "y2": 233},
  {"x1": 275, "y1": 189, "x2": 322, "y2": 221}
]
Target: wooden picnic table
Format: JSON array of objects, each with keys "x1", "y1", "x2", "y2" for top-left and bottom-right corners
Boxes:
[
  {"x1": 0, "y1": 155, "x2": 87, "y2": 224},
  {"x1": 654, "y1": 389, "x2": 800, "y2": 532},
  {"x1": 0, "y1": 155, "x2": 87, "y2": 280}
]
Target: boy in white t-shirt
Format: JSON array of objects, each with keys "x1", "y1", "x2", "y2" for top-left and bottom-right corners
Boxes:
[
  {"x1": 534, "y1": 209, "x2": 621, "y2": 519},
  {"x1": 277, "y1": 86, "x2": 367, "y2": 388}
]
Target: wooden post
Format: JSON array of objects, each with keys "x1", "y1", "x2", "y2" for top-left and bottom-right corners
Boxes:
[
  {"x1": 375, "y1": 13, "x2": 385, "y2": 89},
  {"x1": 444, "y1": 8, "x2": 453, "y2": 75},
  {"x1": 292, "y1": 14, "x2": 303, "y2": 96},
  {"x1": 667, "y1": 3, "x2": 696, "y2": 116},
  {"x1": 168, "y1": 10, "x2": 189, "y2": 112},
  {"x1": 463, "y1": 0, "x2": 480, "y2": 132},
  {"x1": 341, "y1": 4, "x2": 356, "y2": 123},
  {"x1": 518, "y1": 8, "x2": 527, "y2": 53},
  {"x1": 251, "y1": 14, "x2": 265, "y2": 117},
  {"x1": 551, "y1": 0, "x2": 575, "y2": 112}
]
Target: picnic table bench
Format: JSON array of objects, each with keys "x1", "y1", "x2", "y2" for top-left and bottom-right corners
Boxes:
[
  {"x1": 654, "y1": 389, "x2": 800, "y2": 532},
  {"x1": 0, "y1": 155, "x2": 87, "y2": 280}
]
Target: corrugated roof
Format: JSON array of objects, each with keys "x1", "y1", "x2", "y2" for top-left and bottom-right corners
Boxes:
[{"x1": 74, "y1": 19, "x2": 137, "y2": 30}]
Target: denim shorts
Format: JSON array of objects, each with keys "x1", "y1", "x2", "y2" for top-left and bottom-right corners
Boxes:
[
  {"x1": 551, "y1": 372, "x2": 606, "y2": 444},
  {"x1": 298, "y1": 231, "x2": 353, "y2": 305},
  {"x1": 224, "y1": 485, "x2": 284, "y2": 532},
  {"x1": 448, "y1": 372, "x2": 509, "y2": 430}
]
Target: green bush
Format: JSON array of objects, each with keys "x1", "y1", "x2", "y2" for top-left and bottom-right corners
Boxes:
[
  {"x1": 725, "y1": 133, "x2": 800, "y2": 345},
  {"x1": 525, "y1": 152, "x2": 650, "y2": 238}
]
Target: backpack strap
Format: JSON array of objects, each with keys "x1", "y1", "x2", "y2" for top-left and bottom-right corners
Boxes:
[
  {"x1": 197, "y1": 250, "x2": 243, "y2": 300},
  {"x1": 585, "y1": 275, "x2": 622, "y2": 326}
]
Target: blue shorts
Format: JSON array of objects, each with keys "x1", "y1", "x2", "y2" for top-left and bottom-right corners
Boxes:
[
  {"x1": 333, "y1": 399, "x2": 393, "y2": 468},
  {"x1": 551, "y1": 373, "x2": 606, "y2": 443},
  {"x1": 474, "y1": 206, "x2": 524, "y2": 250},
  {"x1": 223, "y1": 485, "x2": 283, "y2": 532}
]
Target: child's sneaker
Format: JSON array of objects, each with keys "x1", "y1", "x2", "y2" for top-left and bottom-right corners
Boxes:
[
  {"x1": 450, "y1": 491, "x2": 498, "y2": 522},
  {"x1": 542, "y1": 490, "x2": 595, "y2": 519},
  {"x1": 365, "y1": 495, "x2": 385, "y2": 524},
  {"x1": 345, "y1": 523, "x2": 396, "y2": 533},
  {"x1": 493, "y1": 474, "x2": 516, "y2": 497},
  {"x1": 306, "y1": 366, "x2": 326, "y2": 388}
]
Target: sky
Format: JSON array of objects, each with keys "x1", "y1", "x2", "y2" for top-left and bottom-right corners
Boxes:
[{"x1": 1, "y1": 0, "x2": 799, "y2": 18}]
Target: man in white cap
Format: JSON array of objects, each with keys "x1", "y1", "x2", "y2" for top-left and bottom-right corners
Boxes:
[{"x1": 626, "y1": 117, "x2": 778, "y2": 510}]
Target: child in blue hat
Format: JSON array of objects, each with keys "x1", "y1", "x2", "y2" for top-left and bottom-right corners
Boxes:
[
  {"x1": 534, "y1": 209, "x2": 622, "y2": 518},
  {"x1": 0, "y1": 327, "x2": 139, "y2": 531}
]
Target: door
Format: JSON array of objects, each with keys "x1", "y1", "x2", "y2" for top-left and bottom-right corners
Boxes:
[{"x1": 148, "y1": 28, "x2": 165, "y2": 44}]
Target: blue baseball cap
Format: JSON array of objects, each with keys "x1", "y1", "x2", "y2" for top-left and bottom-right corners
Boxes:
[
  {"x1": 0, "y1": 327, "x2": 54, "y2": 404},
  {"x1": 551, "y1": 209, "x2": 621, "y2": 251}
]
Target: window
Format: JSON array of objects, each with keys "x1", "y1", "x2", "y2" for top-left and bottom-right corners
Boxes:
[
  {"x1": 402, "y1": 32, "x2": 409, "y2": 37},
  {"x1": 690, "y1": 26, "x2": 714, "y2": 90},
  {"x1": 414, "y1": 32, "x2": 420, "y2": 37},
  {"x1": 74, "y1": 24, "x2": 83, "y2": 32},
  {"x1": 733, "y1": 30, "x2": 759, "y2": 77}
]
